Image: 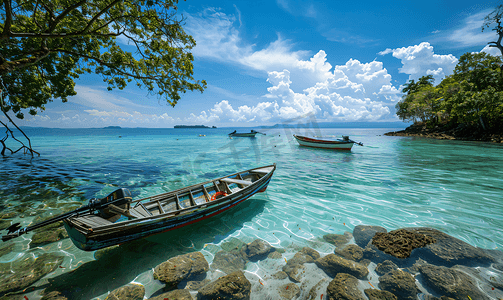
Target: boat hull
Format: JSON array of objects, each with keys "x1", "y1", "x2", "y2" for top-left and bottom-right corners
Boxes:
[
  {"x1": 293, "y1": 135, "x2": 354, "y2": 150},
  {"x1": 229, "y1": 133, "x2": 257, "y2": 137},
  {"x1": 64, "y1": 166, "x2": 275, "y2": 251}
]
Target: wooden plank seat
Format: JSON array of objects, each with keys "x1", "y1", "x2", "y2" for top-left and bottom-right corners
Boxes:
[
  {"x1": 130, "y1": 203, "x2": 153, "y2": 218},
  {"x1": 250, "y1": 168, "x2": 271, "y2": 174},
  {"x1": 220, "y1": 178, "x2": 252, "y2": 186},
  {"x1": 75, "y1": 214, "x2": 113, "y2": 228}
]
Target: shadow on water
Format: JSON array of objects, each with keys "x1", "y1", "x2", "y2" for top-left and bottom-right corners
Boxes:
[{"x1": 42, "y1": 198, "x2": 267, "y2": 300}]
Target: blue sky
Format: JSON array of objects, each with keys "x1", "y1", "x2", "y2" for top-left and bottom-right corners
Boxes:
[{"x1": 8, "y1": 0, "x2": 502, "y2": 128}]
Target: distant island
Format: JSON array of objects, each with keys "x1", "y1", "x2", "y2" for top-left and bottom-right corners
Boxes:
[
  {"x1": 103, "y1": 126, "x2": 121, "y2": 129},
  {"x1": 174, "y1": 125, "x2": 217, "y2": 128}
]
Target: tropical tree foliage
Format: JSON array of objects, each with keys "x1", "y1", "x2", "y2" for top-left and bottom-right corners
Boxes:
[
  {"x1": 0, "y1": 0, "x2": 206, "y2": 155},
  {"x1": 395, "y1": 53, "x2": 503, "y2": 131}
]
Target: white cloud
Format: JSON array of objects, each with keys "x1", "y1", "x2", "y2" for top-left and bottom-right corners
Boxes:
[
  {"x1": 186, "y1": 51, "x2": 400, "y2": 125},
  {"x1": 185, "y1": 8, "x2": 309, "y2": 72},
  {"x1": 446, "y1": 11, "x2": 499, "y2": 48},
  {"x1": 379, "y1": 42, "x2": 458, "y2": 83},
  {"x1": 480, "y1": 45, "x2": 502, "y2": 57}
]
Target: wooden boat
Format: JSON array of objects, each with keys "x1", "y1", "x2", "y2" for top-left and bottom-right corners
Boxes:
[
  {"x1": 2, "y1": 164, "x2": 276, "y2": 251},
  {"x1": 293, "y1": 135, "x2": 362, "y2": 150},
  {"x1": 228, "y1": 130, "x2": 265, "y2": 137}
]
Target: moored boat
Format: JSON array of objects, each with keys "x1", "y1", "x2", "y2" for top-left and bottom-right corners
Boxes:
[
  {"x1": 293, "y1": 134, "x2": 362, "y2": 150},
  {"x1": 2, "y1": 164, "x2": 276, "y2": 251},
  {"x1": 228, "y1": 130, "x2": 265, "y2": 137}
]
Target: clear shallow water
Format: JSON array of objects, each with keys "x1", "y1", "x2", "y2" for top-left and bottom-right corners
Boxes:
[{"x1": 1, "y1": 127, "x2": 502, "y2": 299}]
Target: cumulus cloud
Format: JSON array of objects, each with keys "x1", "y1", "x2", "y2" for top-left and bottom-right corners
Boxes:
[
  {"x1": 480, "y1": 45, "x2": 502, "y2": 57},
  {"x1": 379, "y1": 42, "x2": 458, "y2": 83},
  {"x1": 187, "y1": 51, "x2": 400, "y2": 124}
]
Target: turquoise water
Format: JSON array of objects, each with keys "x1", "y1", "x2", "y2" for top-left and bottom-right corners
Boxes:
[{"x1": 1, "y1": 127, "x2": 502, "y2": 299}]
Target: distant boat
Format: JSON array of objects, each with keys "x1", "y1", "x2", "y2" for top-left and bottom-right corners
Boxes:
[
  {"x1": 174, "y1": 125, "x2": 211, "y2": 128},
  {"x1": 228, "y1": 130, "x2": 265, "y2": 137},
  {"x1": 293, "y1": 135, "x2": 363, "y2": 150},
  {"x1": 2, "y1": 165, "x2": 276, "y2": 251}
]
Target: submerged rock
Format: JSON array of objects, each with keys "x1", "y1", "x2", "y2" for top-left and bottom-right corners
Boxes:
[
  {"x1": 315, "y1": 254, "x2": 369, "y2": 279},
  {"x1": 272, "y1": 271, "x2": 288, "y2": 280},
  {"x1": 326, "y1": 273, "x2": 365, "y2": 300},
  {"x1": 375, "y1": 260, "x2": 399, "y2": 275},
  {"x1": 278, "y1": 283, "x2": 300, "y2": 300},
  {"x1": 282, "y1": 247, "x2": 320, "y2": 282},
  {"x1": 31, "y1": 228, "x2": 68, "y2": 247},
  {"x1": 0, "y1": 253, "x2": 64, "y2": 296},
  {"x1": 323, "y1": 231, "x2": 353, "y2": 247},
  {"x1": 404, "y1": 227, "x2": 495, "y2": 266},
  {"x1": 153, "y1": 252, "x2": 209, "y2": 290},
  {"x1": 148, "y1": 289, "x2": 192, "y2": 300},
  {"x1": 221, "y1": 237, "x2": 246, "y2": 252},
  {"x1": 334, "y1": 244, "x2": 364, "y2": 262},
  {"x1": 364, "y1": 289, "x2": 397, "y2": 300},
  {"x1": 197, "y1": 270, "x2": 251, "y2": 300},
  {"x1": 378, "y1": 269, "x2": 418, "y2": 300},
  {"x1": 371, "y1": 229, "x2": 436, "y2": 259},
  {"x1": 307, "y1": 278, "x2": 329, "y2": 300},
  {"x1": 0, "y1": 244, "x2": 14, "y2": 258},
  {"x1": 40, "y1": 291, "x2": 68, "y2": 300},
  {"x1": 240, "y1": 239, "x2": 274, "y2": 261},
  {"x1": 211, "y1": 250, "x2": 247, "y2": 274},
  {"x1": 418, "y1": 264, "x2": 490, "y2": 300},
  {"x1": 353, "y1": 225, "x2": 387, "y2": 248},
  {"x1": 105, "y1": 283, "x2": 145, "y2": 300}
]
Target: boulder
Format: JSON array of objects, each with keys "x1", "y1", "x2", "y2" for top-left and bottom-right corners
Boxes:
[
  {"x1": 326, "y1": 273, "x2": 365, "y2": 300},
  {"x1": 371, "y1": 229, "x2": 436, "y2": 259},
  {"x1": 364, "y1": 289, "x2": 397, "y2": 300},
  {"x1": 0, "y1": 253, "x2": 64, "y2": 296},
  {"x1": 211, "y1": 250, "x2": 247, "y2": 274},
  {"x1": 315, "y1": 254, "x2": 369, "y2": 279},
  {"x1": 353, "y1": 225, "x2": 387, "y2": 248},
  {"x1": 40, "y1": 291, "x2": 68, "y2": 300},
  {"x1": 323, "y1": 231, "x2": 353, "y2": 247},
  {"x1": 148, "y1": 289, "x2": 193, "y2": 300},
  {"x1": 307, "y1": 278, "x2": 329, "y2": 300},
  {"x1": 378, "y1": 269, "x2": 418, "y2": 300},
  {"x1": 334, "y1": 244, "x2": 364, "y2": 262},
  {"x1": 282, "y1": 263, "x2": 305, "y2": 283},
  {"x1": 282, "y1": 247, "x2": 320, "y2": 283},
  {"x1": 197, "y1": 271, "x2": 251, "y2": 300},
  {"x1": 185, "y1": 279, "x2": 211, "y2": 290},
  {"x1": 418, "y1": 264, "x2": 490, "y2": 300},
  {"x1": 153, "y1": 252, "x2": 209, "y2": 290},
  {"x1": 405, "y1": 227, "x2": 495, "y2": 266},
  {"x1": 278, "y1": 283, "x2": 300, "y2": 300},
  {"x1": 375, "y1": 260, "x2": 399, "y2": 275},
  {"x1": 240, "y1": 239, "x2": 274, "y2": 261},
  {"x1": 272, "y1": 271, "x2": 288, "y2": 280},
  {"x1": 105, "y1": 283, "x2": 145, "y2": 300},
  {"x1": 288, "y1": 247, "x2": 320, "y2": 265}
]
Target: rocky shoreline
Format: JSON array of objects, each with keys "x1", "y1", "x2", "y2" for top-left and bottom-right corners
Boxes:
[
  {"x1": 2, "y1": 225, "x2": 501, "y2": 300},
  {"x1": 384, "y1": 123, "x2": 503, "y2": 143}
]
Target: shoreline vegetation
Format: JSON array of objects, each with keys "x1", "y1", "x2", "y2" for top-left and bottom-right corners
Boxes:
[
  {"x1": 388, "y1": 52, "x2": 502, "y2": 144},
  {"x1": 384, "y1": 122, "x2": 503, "y2": 143}
]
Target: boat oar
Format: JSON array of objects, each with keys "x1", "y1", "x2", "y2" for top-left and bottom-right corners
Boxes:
[{"x1": 1, "y1": 188, "x2": 132, "y2": 242}]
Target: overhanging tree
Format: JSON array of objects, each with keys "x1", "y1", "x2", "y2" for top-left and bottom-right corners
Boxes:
[
  {"x1": 482, "y1": 4, "x2": 503, "y2": 56},
  {"x1": 0, "y1": 0, "x2": 206, "y2": 156}
]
